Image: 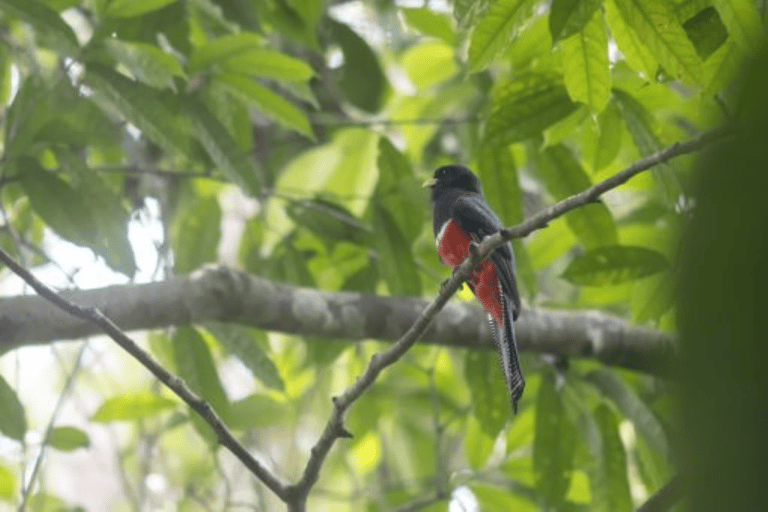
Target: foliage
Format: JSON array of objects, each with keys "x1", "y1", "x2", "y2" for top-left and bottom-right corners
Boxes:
[{"x1": 0, "y1": 0, "x2": 761, "y2": 510}]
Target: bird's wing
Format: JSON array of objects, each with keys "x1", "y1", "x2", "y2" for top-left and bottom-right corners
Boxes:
[{"x1": 452, "y1": 194, "x2": 521, "y2": 319}]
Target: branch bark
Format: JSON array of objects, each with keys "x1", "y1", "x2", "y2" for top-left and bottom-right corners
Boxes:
[{"x1": 0, "y1": 266, "x2": 675, "y2": 375}]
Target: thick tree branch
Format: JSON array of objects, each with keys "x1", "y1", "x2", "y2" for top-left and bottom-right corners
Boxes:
[
  {"x1": 0, "y1": 267, "x2": 675, "y2": 374},
  {"x1": 0, "y1": 250, "x2": 291, "y2": 501}
]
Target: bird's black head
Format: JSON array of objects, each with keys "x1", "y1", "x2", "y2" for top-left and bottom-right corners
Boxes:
[{"x1": 425, "y1": 165, "x2": 481, "y2": 201}]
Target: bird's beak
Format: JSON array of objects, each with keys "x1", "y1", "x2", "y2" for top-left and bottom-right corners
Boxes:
[{"x1": 422, "y1": 178, "x2": 436, "y2": 188}]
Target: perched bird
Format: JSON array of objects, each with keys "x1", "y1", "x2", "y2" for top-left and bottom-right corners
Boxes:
[{"x1": 424, "y1": 165, "x2": 525, "y2": 412}]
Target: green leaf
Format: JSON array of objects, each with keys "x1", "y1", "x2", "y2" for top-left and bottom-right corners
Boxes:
[
  {"x1": 465, "y1": 350, "x2": 510, "y2": 438},
  {"x1": 631, "y1": 270, "x2": 674, "y2": 322},
  {"x1": 172, "y1": 326, "x2": 230, "y2": 425},
  {"x1": 190, "y1": 33, "x2": 313, "y2": 81},
  {"x1": 560, "y1": 9, "x2": 611, "y2": 112},
  {"x1": 454, "y1": 0, "x2": 492, "y2": 27},
  {"x1": 704, "y1": 39, "x2": 744, "y2": 95},
  {"x1": 534, "y1": 372, "x2": 576, "y2": 506},
  {"x1": 604, "y1": 0, "x2": 658, "y2": 79},
  {"x1": 593, "y1": 101, "x2": 624, "y2": 170},
  {"x1": 586, "y1": 370, "x2": 669, "y2": 459},
  {"x1": 477, "y1": 142, "x2": 523, "y2": 225},
  {"x1": 228, "y1": 394, "x2": 289, "y2": 430},
  {"x1": 19, "y1": 159, "x2": 98, "y2": 246},
  {"x1": 536, "y1": 144, "x2": 618, "y2": 248},
  {"x1": 682, "y1": 6, "x2": 728, "y2": 60},
  {"x1": 465, "y1": 415, "x2": 495, "y2": 469},
  {"x1": 0, "y1": 462, "x2": 14, "y2": 500},
  {"x1": 486, "y1": 76, "x2": 579, "y2": 145},
  {"x1": 84, "y1": 64, "x2": 191, "y2": 157},
  {"x1": 712, "y1": 0, "x2": 763, "y2": 50},
  {"x1": 376, "y1": 137, "x2": 424, "y2": 243},
  {"x1": 105, "y1": 0, "x2": 177, "y2": 18},
  {"x1": 562, "y1": 245, "x2": 670, "y2": 286},
  {"x1": 47, "y1": 426, "x2": 90, "y2": 451},
  {"x1": 611, "y1": 89, "x2": 659, "y2": 157},
  {"x1": 92, "y1": 393, "x2": 177, "y2": 422},
  {"x1": 472, "y1": 483, "x2": 539, "y2": 511},
  {"x1": 328, "y1": 19, "x2": 388, "y2": 112},
  {"x1": 205, "y1": 323, "x2": 284, "y2": 391},
  {"x1": 590, "y1": 404, "x2": 633, "y2": 512},
  {"x1": 549, "y1": 0, "x2": 603, "y2": 43},
  {"x1": 401, "y1": 7, "x2": 456, "y2": 44},
  {"x1": 468, "y1": 0, "x2": 538, "y2": 72},
  {"x1": 0, "y1": 374, "x2": 26, "y2": 441},
  {"x1": 3, "y1": 75, "x2": 51, "y2": 159},
  {"x1": 0, "y1": 0, "x2": 78, "y2": 53},
  {"x1": 61, "y1": 159, "x2": 136, "y2": 276},
  {"x1": 372, "y1": 204, "x2": 421, "y2": 296},
  {"x1": 171, "y1": 192, "x2": 221, "y2": 274},
  {"x1": 400, "y1": 41, "x2": 458, "y2": 90},
  {"x1": 611, "y1": 0, "x2": 704, "y2": 83},
  {"x1": 286, "y1": 198, "x2": 372, "y2": 247},
  {"x1": 188, "y1": 100, "x2": 261, "y2": 194},
  {"x1": 215, "y1": 73, "x2": 313, "y2": 139},
  {"x1": 104, "y1": 39, "x2": 185, "y2": 90}
]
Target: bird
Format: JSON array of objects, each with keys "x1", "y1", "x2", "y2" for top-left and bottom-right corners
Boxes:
[{"x1": 424, "y1": 165, "x2": 525, "y2": 412}]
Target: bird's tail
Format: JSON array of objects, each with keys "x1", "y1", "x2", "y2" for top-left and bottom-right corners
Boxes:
[{"x1": 488, "y1": 293, "x2": 525, "y2": 413}]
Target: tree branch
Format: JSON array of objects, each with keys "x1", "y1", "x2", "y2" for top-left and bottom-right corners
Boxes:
[
  {"x1": 0, "y1": 267, "x2": 675, "y2": 375},
  {"x1": 0, "y1": 250, "x2": 291, "y2": 501}
]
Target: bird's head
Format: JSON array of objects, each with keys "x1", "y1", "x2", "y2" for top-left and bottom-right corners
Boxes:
[{"x1": 422, "y1": 165, "x2": 481, "y2": 200}]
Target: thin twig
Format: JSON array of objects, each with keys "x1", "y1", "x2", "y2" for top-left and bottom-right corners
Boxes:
[
  {"x1": 281, "y1": 127, "x2": 728, "y2": 510},
  {"x1": 0, "y1": 250, "x2": 291, "y2": 501}
]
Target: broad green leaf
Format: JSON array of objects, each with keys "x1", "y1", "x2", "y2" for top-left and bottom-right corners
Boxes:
[
  {"x1": 465, "y1": 350, "x2": 510, "y2": 438},
  {"x1": 593, "y1": 101, "x2": 624, "y2": 170},
  {"x1": 454, "y1": 0, "x2": 492, "y2": 27},
  {"x1": 376, "y1": 137, "x2": 424, "y2": 243},
  {"x1": 604, "y1": 0, "x2": 658, "y2": 79},
  {"x1": 104, "y1": 39, "x2": 185, "y2": 90},
  {"x1": 172, "y1": 326, "x2": 230, "y2": 427},
  {"x1": 562, "y1": 245, "x2": 669, "y2": 285},
  {"x1": 400, "y1": 41, "x2": 457, "y2": 90},
  {"x1": 215, "y1": 73, "x2": 313, "y2": 139},
  {"x1": 704, "y1": 39, "x2": 744, "y2": 95},
  {"x1": 3, "y1": 76, "x2": 51, "y2": 159},
  {"x1": 328, "y1": 19, "x2": 388, "y2": 112},
  {"x1": 228, "y1": 394, "x2": 288, "y2": 429},
  {"x1": 264, "y1": 128, "x2": 378, "y2": 250},
  {"x1": 19, "y1": 160, "x2": 98, "y2": 246},
  {"x1": 465, "y1": 415, "x2": 495, "y2": 469},
  {"x1": 682, "y1": 6, "x2": 728, "y2": 60},
  {"x1": 477, "y1": 142, "x2": 523, "y2": 225},
  {"x1": 401, "y1": 7, "x2": 456, "y2": 44},
  {"x1": 62, "y1": 159, "x2": 136, "y2": 276},
  {"x1": 188, "y1": 100, "x2": 261, "y2": 194},
  {"x1": 468, "y1": 0, "x2": 538, "y2": 72},
  {"x1": 560, "y1": 9, "x2": 611, "y2": 112},
  {"x1": 84, "y1": 64, "x2": 191, "y2": 157},
  {"x1": 47, "y1": 426, "x2": 90, "y2": 451},
  {"x1": 712, "y1": 0, "x2": 763, "y2": 50},
  {"x1": 171, "y1": 192, "x2": 221, "y2": 274},
  {"x1": 631, "y1": 270, "x2": 674, "y2": 322},
  {"x1": 468, "y1": 0, "x2": 536, "y2": 72},
  {"x1": 190, "y1": 33, "x2": 313, "y2": 81},
  {"x1": 536, "y1": 144, "x2": 618, "y2": 248},
  {"x1": 286, "y1": 198, "x2": 372, "y2": 247},
  {"x1": 92, "y1": 393, "x2": 177, "y2": 422},
  {"x1": 0, "y1": 0, "x2": 78, "y2": 53},
  {"x1": 590, "y1": 404, "x2": 633, "y2": 512},
  {"x1": 587, "y1": 370, "x2": 669, "y2": 459},
  {"x1": 472, "y1": 484, "x2": 539, "y2": 512},
  {"x1": 611, "y1": 0, "x2": 704, "y2": 83},
  {"x1": 205, "y1": 323, "x2": 284, "y2": 391},
  {"x1": 105, "y1": 0, "x2": 177, "y2": 18},
  {"x1": 372, "y1": 204, "x2": 421, "y2": 296},
  {"x1": 486, "y1": 76, "x2": 578, "y2": 145},
  {"x1": 549, "y1": 0, "x2": 603, "y2": 43},
  {"x1": 0, "y1": 463, "x2": 13, "y2": 500},
  {"x1": 534, "y1": 372, "x2": 576, "y2": 506},
  {"x1": 611, "y1": 89, "x2": 660, "y2": 157},
  {"x1": 0, "y1": 374, "x2": 26, "y2": 441}
]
